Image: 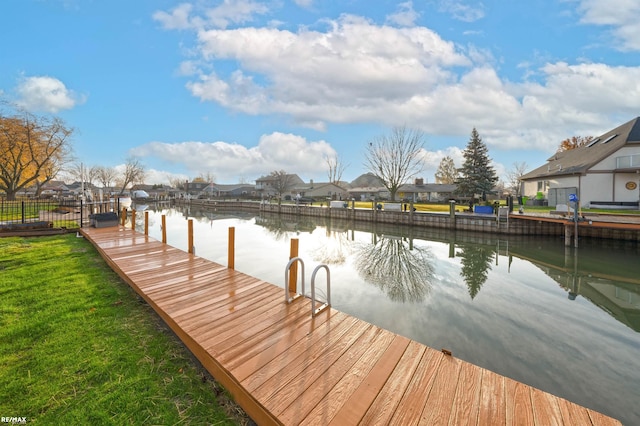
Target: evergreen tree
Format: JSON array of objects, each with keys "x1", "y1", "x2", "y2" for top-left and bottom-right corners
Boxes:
[
  {"x1": 456, "y1": 128, "x2": 498, "y2": 200},
  {"x1": 434, "y1": 156, "x2": 457, "y2": 184}
]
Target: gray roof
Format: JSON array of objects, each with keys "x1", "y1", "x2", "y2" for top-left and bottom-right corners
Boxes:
[
  {"x1": 521, "y1": 117, "x2": 640, "y2": 180},
  {"x1": 350, "y1": 173, "x2": 384, "y2": 187},
  {"x1": 399, "y1": 183, "x2": 457, "y2": 193}
]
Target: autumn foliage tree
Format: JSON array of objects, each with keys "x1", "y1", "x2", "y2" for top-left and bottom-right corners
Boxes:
[
  {"x1": 0, "y1": 108, "x2": 73, "y2": 200},
  {"x1": 557, "y1": 136, "x2": 594, "y2": 152},
  {"x1": 434, "y1": 156, "x2": 458, "y2": 184}
]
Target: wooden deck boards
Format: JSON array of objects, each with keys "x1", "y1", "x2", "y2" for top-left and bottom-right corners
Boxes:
[{"x1": 80, "y1": 226, "x2": 622, "y2": 426}]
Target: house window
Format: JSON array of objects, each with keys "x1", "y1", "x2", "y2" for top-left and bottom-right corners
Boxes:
[
  {"x1": 616, "y1": 154, "x2": 640, "y2": 169},
  {"x1": 537, "y1": 181, "x2": 545, "y2": 191}
]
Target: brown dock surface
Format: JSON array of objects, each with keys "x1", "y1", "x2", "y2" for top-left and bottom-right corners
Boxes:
[{"x1": 80, "y1": 226, "x2": 622, "y2": 425}]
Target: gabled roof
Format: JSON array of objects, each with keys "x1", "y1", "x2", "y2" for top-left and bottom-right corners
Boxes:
[
  {"x1": 350, "y1": 173, "x2": 384, "y2": 187},
  {"x1": 207, "y1": 183, "x2": 255, "y2": 191},
  {"x1": 521, "y1": 116, "x2": 640, "y2": 181}
]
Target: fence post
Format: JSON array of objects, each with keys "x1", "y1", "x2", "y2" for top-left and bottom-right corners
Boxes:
[
  {"x1": 144, "y1": 211, "x2": 149, "y2": 235},
  {"x1": 161, "y1": 215, "x2": 167, "y2": 243},
  {"x1": 80, "y1": 199, "x2": 84, "y2": 228},
  {"x1": 188, "y1": 219, "x2": 194, "y2": 254},
  {"x1": 131, "y1": 209, "x2": 136, "y2": 231},
  {"x1": 288, "y1": 238, "x2": 299, "y2": 293},
  {"x1": 21, "y1": 201, "x2": 25, "y2": 224},
  {"x1": 228, "y1": 227, "x2": 235, "y2": 269}
]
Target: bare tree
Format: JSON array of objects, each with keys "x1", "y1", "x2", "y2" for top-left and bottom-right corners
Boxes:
[
  {"x1": 434, "y1": 156, "x2": 458, "y2": 184},
  {"x1": 364, "y1": 126, "x2": 426, "y2": 201},
  {"x1": 505, "y1": 161, "x2": 528, "y2": 196},
  {"x1": 168, "y1": 176, "x2": 186, "y2": 190},
  {"x1": 198, "y1": 171, "x2": 216, "y2": 183},
  {"x1": 326, "y1": 154, "x2": 348, "y2": 184},
  {"x1": 117, "y1": 158, "x2": 146, "y2": 195},
  {"x1": 68, "y1": 163, "x2": 99, "y2": 186},
  {"x1": 269, "y1": 170, "x2": 293, "y2": 199},
  {"x1": 96, "y1": 166, "x2": 118, "y2": 188},
  {"x1": 0, "y1": 108, "x2": 74, "y2": 200}
]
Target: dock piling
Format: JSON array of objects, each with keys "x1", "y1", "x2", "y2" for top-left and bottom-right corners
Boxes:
[
  {"x1": 288, "y1": 238, "x2": 299, "y2": 293},
  {"x1": 228, "y1": 227, "x2": 235, "y2": 269}
]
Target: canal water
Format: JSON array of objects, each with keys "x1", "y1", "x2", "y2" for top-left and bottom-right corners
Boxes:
[{"x1": 137, "y1": 205, "x2": 640, "y2": 425}]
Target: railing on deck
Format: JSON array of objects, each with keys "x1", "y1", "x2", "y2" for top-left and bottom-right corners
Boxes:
[{"x1": 0, "y1": 198, "x2": 124, "y2": 231}]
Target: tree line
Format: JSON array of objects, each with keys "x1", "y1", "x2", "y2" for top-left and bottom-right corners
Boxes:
[
  {"x1": 0, "y1": 104, "x2": 146, "y2": 200},
  {"x1": 1, "y1": 100, "x2": 592, "y2": 202}
]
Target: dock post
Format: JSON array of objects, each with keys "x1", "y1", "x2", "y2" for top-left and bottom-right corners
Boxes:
[
  {"x1": 409, "y1": 200, "x2": 414, "y2": 225},
  {"x1": 161, "y1": 215, "x2": 167, "y2": 244},
  {"x1": 449, "y1": 200, "x2": 456, "y2": 229},
  {"x1": 289, "y1": 238, "x2": 299, "y2": 293},
  {"x1": 131, "y1": 209, "x2": 136, "y2": 231},
  {"x1": 565, "y1": 224, "x2": 572, "y2": 247},
  {"x1": 228, "y1": 227, "x2": 235, "y2": 269},
  {"x1": 188, "y1": 219, "x2": 194, "y2": 254},
  {"x1": 121, "y1": 208, "x2": 127, "y2": 226},
  {"x1": 144, "y1": 211, "x2": 149, "y2": 235}
]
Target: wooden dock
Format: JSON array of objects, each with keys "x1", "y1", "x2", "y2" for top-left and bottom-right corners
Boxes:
[{"x1": 80, "y1": 226, "x2": 622, "y2": 425}]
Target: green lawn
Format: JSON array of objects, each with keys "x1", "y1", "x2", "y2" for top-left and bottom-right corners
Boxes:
[{"x1": 0, "y1": 234, "x2": 248, "y2": 425}]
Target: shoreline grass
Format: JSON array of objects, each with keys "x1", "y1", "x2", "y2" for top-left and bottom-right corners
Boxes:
[{"x1": 0, "y1": 234, "x2": 248, "y2": 425}]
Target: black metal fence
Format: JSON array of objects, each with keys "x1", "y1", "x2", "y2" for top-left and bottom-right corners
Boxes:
[{"x1": 0, "y1": 198, "x2": 122, "y2": 232}]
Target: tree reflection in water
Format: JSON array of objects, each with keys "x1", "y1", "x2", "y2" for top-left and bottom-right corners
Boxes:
[
  {"x1": 455, "y1": 243, "x2": 495, "y2": 299},
  {"x1": 310, "y1": 228, "x2": 352, "y2": 265},
  {"x1": 354, "y1": 235, "x2": 435, "y2": 303}
]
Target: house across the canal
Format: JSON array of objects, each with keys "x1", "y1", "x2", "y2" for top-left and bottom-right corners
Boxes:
[{"x1": 520, "y1": 116, "x2": 640, "y2": 209}]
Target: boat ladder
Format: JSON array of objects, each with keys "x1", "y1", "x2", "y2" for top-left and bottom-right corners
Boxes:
[{"x1": 284, "y1": 257, "x2": 331, "y2": 316}]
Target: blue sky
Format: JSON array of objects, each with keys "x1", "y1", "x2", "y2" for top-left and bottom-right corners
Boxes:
[{"x1": 1, "y1": 0, "x2": 639, "y2": 185}]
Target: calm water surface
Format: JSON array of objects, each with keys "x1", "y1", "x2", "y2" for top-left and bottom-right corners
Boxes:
[{"x1": 137, "y1": 206, "x2": 640, "y2": 425}]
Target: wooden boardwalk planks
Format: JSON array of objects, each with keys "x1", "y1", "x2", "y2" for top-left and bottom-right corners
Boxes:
[{"x1": 80, "y1": 226, "x2": 622, "y2": 426}]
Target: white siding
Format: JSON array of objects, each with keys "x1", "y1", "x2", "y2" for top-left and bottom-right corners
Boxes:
[
  {"x1": 591, "y1": 146, "x2": 640, "y2": 170},
  {"x1": 581, "y1": 174, "x2": 613, "y2": 203},
  {"x1": 614, "y1": 173, "x2": 640, "y2": 202}
]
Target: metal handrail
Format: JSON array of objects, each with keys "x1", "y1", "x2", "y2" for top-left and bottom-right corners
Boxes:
[
  {"x1": 310, "y1": 264, "x2": 331, "y2": 316},
  {"x1": 284, "y1": 257, "x2": 305, "y2": 303}
]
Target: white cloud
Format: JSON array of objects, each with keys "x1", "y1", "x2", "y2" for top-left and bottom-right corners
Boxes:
[
  {"x1": 293, "y1": 0, "x2": 314, "y2": 8},
  {"x1": 146, "y1": 169, "x2": 189, "y2": 186},
  {"x1": 15, "y1": 76, "x2": 84, "y2": 113},
  {"x1": 437, "y1": 0, "x2": 485, "y2": 23},
  {"x1": 156, "y1": 4, "x2": 640, "y2": 159},
  {"x1": 420, "y1": 146, "x2": 464, "y2": 182},
  {"x1": 187, "y1": 14, "x2": 469, "y2": 129},
  {"x1": 153, "y1": 1, "x2": 269, "y2": 30},
  {"x1": 152, "y1": 3, "x2": 194, "y2": 30},
  {"x1": 130, "y1": 132, "x2": 337, "y2": 182},
  {"x1": 205, "y1": 0, "x2": 269, "y2": 29},
  {"x1": 577, "y1": 0, "x2": 640, "y2": 51},
  {"x1": 386, "y1": 1, "x2": 420, "y2": 27}
]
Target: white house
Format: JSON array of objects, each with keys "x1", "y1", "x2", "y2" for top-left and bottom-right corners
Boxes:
[{"x1": 520, "y1": 117, "x2": 640, "y2": 209}]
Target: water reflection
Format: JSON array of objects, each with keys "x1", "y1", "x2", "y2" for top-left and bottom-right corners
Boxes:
[
  {"x1": 455, "y1": 243, "x2": 494, "y2": 299},
  {"x1": 142, "y1": 207, "x2": 640, "y2": 424},
  {"x1": 509, "y1": 239, "x2": 640, "y2": 332},
  {"x1": 256, "y1": 214, "x2": 317, "y2": 241},
  {"x1": 354, "y1": 234, "x2": 435, "y2": 303}
]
